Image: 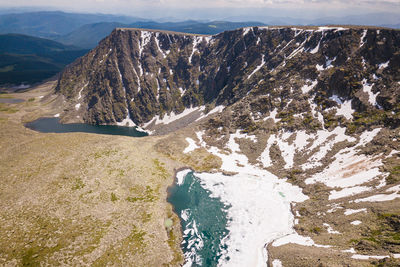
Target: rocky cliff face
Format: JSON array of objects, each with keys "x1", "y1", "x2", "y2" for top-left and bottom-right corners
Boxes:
[{"x1": 56, "y1": 26, "x2": 400, "y2": 133}]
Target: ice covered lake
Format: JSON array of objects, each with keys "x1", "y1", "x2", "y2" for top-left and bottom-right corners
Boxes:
[{"x1": 168, "y1": 167, "x2": 308, "y2": 267}]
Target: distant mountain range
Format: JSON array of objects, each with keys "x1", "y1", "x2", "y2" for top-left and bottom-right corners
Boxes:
[
  {"x1": 55, "y1": 20, "x2": 266, "y2": 48},
  {"x1": 0, "y1": 11, "x2": 147, "y2": 39},
  {"x1": 0, "y1": 10, "x2": 399, "y2": 50},
  {"x1": 0, "y1": 10, "x2": 399, "y2": 86},
  {"x1": 0, "y1": 34, "x2": 88, "y2": 86},
  {"x1": 0, "y1": 11, "x2": 266, "y2": 49}
]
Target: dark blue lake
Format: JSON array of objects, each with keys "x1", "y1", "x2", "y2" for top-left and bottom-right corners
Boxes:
[{"x1": 25, "y1": 117, "x2": 147, "y2": 137}]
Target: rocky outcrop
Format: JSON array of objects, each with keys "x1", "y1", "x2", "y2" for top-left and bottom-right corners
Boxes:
[{"x1": 56, "y1": 26, "x2": 400, "y2": 132}]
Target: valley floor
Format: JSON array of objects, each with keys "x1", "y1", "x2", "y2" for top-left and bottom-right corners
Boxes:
[{"x1": 0, "y1": 82, "x2": 185, "y2": 266}]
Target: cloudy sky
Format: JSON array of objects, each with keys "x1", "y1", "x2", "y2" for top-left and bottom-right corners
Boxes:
[{"x1": 1, "y1": 0, "x2": 399, "y2": 21}]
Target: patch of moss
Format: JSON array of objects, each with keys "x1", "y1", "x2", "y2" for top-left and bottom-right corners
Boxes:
[
  {"x1": 107, "y1": 167, "x2": 125, "y2": 177},
  {"x1": 6, "y1": 214, "x2": 109, "y2": 266},
  {"x1": 111, "y1": 192, "x2": 118, "y2": 202},
  {"x1": 92, "y1": 148, "x2": 118, "y2": 159},
  {"x1": 386, "y1": 165, "x2": 400, "y2": 185},
  {"x1": 92, "y1": 225, "x2": 147, "y2": 266},
  {"x1": 72, "y1": 178, "x2": 85, "y2": 190},
  {"x1": 310, "y1": 226, "x2": 322, "y2": 234},
  {"x1": 0, "y1": 103, "x2": 18, "y2": 113},
  {"x1": 126, "y1": 185, "x2": 158, "y2": 203},
  {"x1": 141, "y1": 212, "x2": 152, "y2": 223},
  {"x1": 359, "y1": 212, "x2": 400, "y2": 248},
  {"x1": 153, "y1": 159, "x2": 169, "y2": 180},
  {"x1": 346, "y1": 109, "x2": 400, "y2": 134},
  {"x1": 287, "y1": 169, "x2": 302, "y2": 180},
  {"x1": 0, "y1": 93, "x2": 12, "y2": 98}
]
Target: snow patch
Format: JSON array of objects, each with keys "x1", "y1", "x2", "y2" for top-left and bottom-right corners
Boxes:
[
  {"x1": 344, "y1": 208, "x2": 367, "y2": 216},
  {"x1": 317, "y1": 26, "x2": 348, "y2": 32},
  {"x1": 354, "y1": 192, "x2": 400, "y2": 203},
  {"x1": 189, "y1": 36, "x2": 202, "y2": 64},
  {"x1": 316, "y1": 64, "x2": 325, "y2": 71},
  {"x1": 155, "y1": 33, "x2": 167, "y2": 58},
  {"x1": 342, "y1": 248, "x2": 356, "y2": 253},
  {"x1": 176, "y1": 169, "x2": 192, "y2": 186},
  {"x1": 309, "y1": 35, "x2": 322, "y2": 54},
  {"x1": 272, "y1": 233, "x2": 330, "y2": 248},
  {"x1": 329, "y1": 186, "x2": 371, "y2": 200},
  {"x1": 335, "y1": 99, "x2": 354, "y2": 120},
  {"x1": 77, "y1": 82, "x2": 88, "y2": 100},
  {"x1": 362, "y1": 79, "x2": 379, "y2": 106},
  {"x1": 263, "y1": 108, "x2": 280, "y2": 123},
  {"x1": 154, "y1": 106, "x2": 205, "y2": 125},
  {"x1": 378, "y1": 60, "x2": 389, "y2": 69},
  {"x1": 242, "y1": 27, "x2": 252, "y2": 36},
  {"x1": 351, "y1": 254, "x2": 388, "y2": 260},
  {"x1": 323, "y1": 223, "x2": 340, "y2": 234},
  {"x1": 116, "y1": 110, "x2": 136, "y2": 127},
  {"x1": 302, "y1": 127, "x2": 356, "y2": 170},
  {"x1": 301, "y1": 80, "x2": 318, "y2": 94},
  {"x1": 360, "y1": 30, "x2": 367, "y2": 48},
  {"x1": 351, "y1": 220, "x2": 362, "y2": 226},
  {"x1": 272, "y1": 259, "x2": 282, "y2": 267},
  {"x1": 248, "y1": 55, "x2": 266, "y2": 79},
  {"x1": 305, "y1": 128, "x2": 384, "y2": 187},
  {"x1": 183, "y1": 138, "x2": 199, "y2": 154}
]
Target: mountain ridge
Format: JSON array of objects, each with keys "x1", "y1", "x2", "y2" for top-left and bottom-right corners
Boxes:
[
  {"x1": 0, "y1": 33, "x2": 88, "y2": 86},
  {"x1": 55, "y1": 25, "x2": 400, "y2": 135}
]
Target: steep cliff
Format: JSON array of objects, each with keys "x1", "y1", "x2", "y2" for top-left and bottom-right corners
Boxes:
[{"x1": 56, "y1": 26, "x2": 400, "y2": 134}]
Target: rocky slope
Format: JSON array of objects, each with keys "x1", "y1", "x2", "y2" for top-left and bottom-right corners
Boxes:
[
  {"x1": 54, "y1": 26, "x2": 400, "y2": 266},
  {"x1": 56, "y1": 26, "x2": 399, "y2": 134}
]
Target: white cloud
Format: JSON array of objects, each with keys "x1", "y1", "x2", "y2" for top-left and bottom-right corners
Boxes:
[{"x1": 0, "y1": 0, "x2": 398, "y2": 17}]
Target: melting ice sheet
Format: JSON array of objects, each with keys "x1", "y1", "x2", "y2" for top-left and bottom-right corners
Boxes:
[
  {"x1": 194, "y1": 170, "x2": 307, "y2": 267},
  {"x1": 171, "y1": 129, "x2": 308, "y2": 266}
]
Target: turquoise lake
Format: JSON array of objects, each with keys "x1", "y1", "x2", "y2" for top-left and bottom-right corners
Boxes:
[{"x1": 167, "y1": 171, "x2": 230, "y2": 266}]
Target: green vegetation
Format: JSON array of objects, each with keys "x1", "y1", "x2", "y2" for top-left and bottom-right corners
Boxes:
[
  {"x1": 3, "y1": 214, "x2": 109, "y2": 266},
  {"x1": 0, "y1": 34, "x2": 88, "y2": 85},
  {"x1": 111, "y1": 192, "x2": 118, "y2": 202},
  {"x1": 165, "y1": 211, "x2": 184, "y2": 265},
  {"x1": 152, "y1": 159, "x2": 169, "y2": 180},
  {"x1": 28, "y1": 98, "x2": 35, "y2": 102},
  {"x1": 92, "y1": 148, "x2": 118, "y2": 159},
  {"x1": 166, "y1": 229, "x2": 183, "y2": 265},
  {"x1": 310, "y1": 226, "x2": 322, "y2": 234},
  {"x1": 127, "y1": 226, "x2": 146, "y2": 250},
  {"x1": 72, "y1": 178, "x2": 85, "y2": 190},
  {"x1": 0, "y1": 93, "x2": 12, "y2": 98},
  {"x1": 387, "y1": 165, "x2": 400, "y2": 184},
  {"x1": 126, "y1": 185, "x2": 158, "y2": 203},
  {"x1": 141, "y1": 212, "x2": 152, "y2": 223},
  {"x1": 92, "y1": 226, "x2": 147, "y2": 265},
  {"x1": 346, "y1": 109, "x2": 400, "y2": 134},
  {"x1": 0, "y1": 103, "x2": 18, "y2": 113},
  {"x1": 287, "y1": 169, "x2": 302, "y2": 181},
  {"x1": 350, "y1": 212, "x2": 400, "y2": 250}
]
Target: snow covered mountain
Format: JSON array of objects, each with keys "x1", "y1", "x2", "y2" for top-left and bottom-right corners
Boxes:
[{"x1": 55, "y1": 25, "x2": 400, "y2": 266}]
